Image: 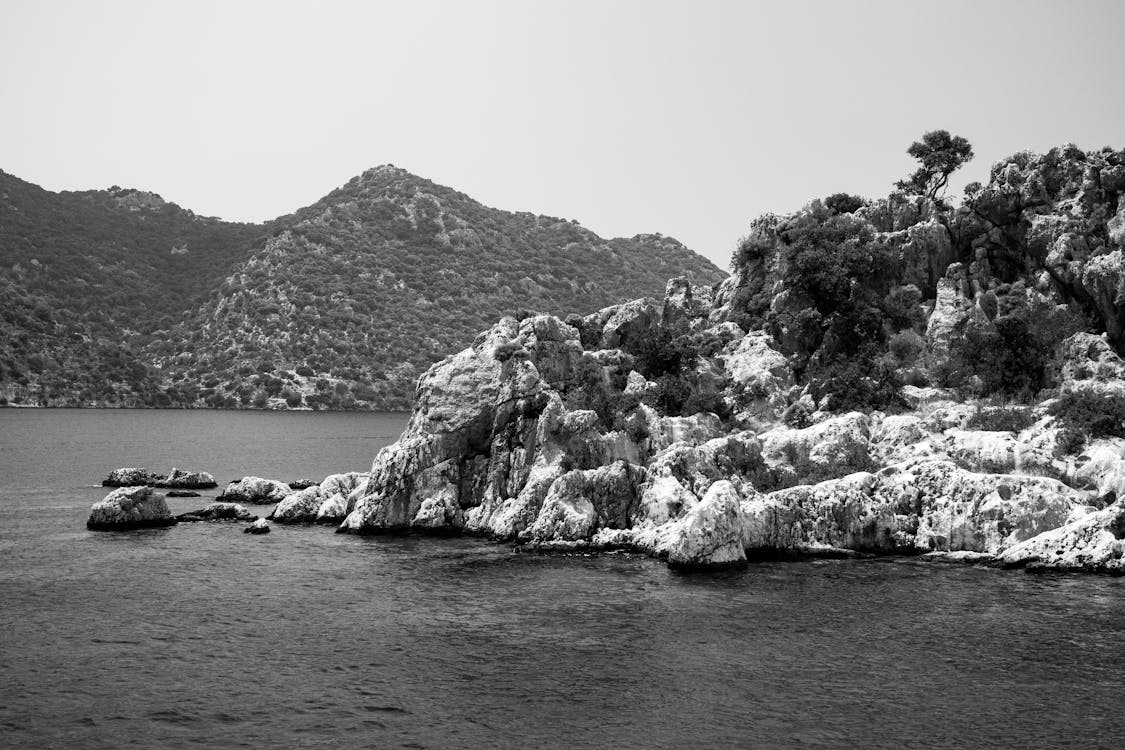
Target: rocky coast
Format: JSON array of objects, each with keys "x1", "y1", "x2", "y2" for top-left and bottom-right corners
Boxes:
[{"x1": 86, "y1": 144, "x2": 1125, "y2": 574}]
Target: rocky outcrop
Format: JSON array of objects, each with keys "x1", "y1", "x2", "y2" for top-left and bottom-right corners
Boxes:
[
  {"x1": 999, "y1": 503, "x2": 1125, "y2": 573},
  {"x1": 665, "y1": 481, "x2": 747, "y2": 569},
  {"x1": 177, "y1": 502, "x2": 256, "y2": 522},
  {"x1": 101, "y1": 467, "x2": 216, "y2": 489},
  {"x1": 217, "y1": 476, "x2": 291, "y2": 505},
  {"x1": 269, "y1": 472, "x2": 368, "y2": 523},
  {"x1": 723, "y1": 330, "x2": 793, "y2": 419},
  {"x1": 87, "y1": 486, "x2": 175, "y2": 530},
  {"x1": 101, "y1": 467, "x2": 161, "y2": 487},
  {"x1": 322, "y1": 143, "x2": 1125, "y2": 575},
  {"x1": 156, "y1": 468, "x2": 217, "y2": 489},
  {"x1": 244, "y1": 518, "x2": 271, "y2": 535}
]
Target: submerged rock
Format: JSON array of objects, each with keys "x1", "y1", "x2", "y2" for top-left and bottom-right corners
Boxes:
[
  {"x1": 87, "y1": 486, "x2": 175, "y2": 530},
  {"x1": 176, "y1": 502, "x2": 256, "y2": 522},
  {"x1": 244, "y1": 518, "x2": 271, "y2": 535},
  {"x1": 218, "y1": 476, "x2": 291, "y2": 505}
]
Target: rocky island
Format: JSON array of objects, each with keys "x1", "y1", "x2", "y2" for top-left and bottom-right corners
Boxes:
[{"x1": 87, "y1": 139, "x2": 1125, "y2": 575}]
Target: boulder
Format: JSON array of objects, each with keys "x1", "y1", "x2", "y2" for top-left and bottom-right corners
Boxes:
[
  {"x1": 315, "y1": 493, "x2": 350, "y2": 524},
  {"x1": 288, "y1": 478, "x2": 317, "y2": 490},
  {"x1": 269, "y1": 487, "x2": 324, "y2": 523},
  {"x1": 101, "y1": 467, "x2": 161, "y2": 487},
  {"x1": 177, "y1": 502, "x2": 256, "y2": 522},
  {"x1": 156, "y1": 468, "x2": 217, "y2": 489},
  {"x1": 87, "y1": 486, "x2": 175, "y2": 530},
  {"x1": 600, "y1": 298, "x2": 661, "y2": 350},
  {"x1": 218, "y1": 476, "x2": 291, "y2": 505},
  {"x1": 665, "y1": 481, "x2": 747, "y2": 570},
  {"x1": 998, "y1": 504, "x2": 1125, "y2": 573},
  {"x1": 244, "y1": 518, "x2": 271, "y2": 535}
]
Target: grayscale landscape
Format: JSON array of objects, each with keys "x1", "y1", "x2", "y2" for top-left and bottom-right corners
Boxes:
[{"x1": 2, "y1": 1, "x2": 1124, "y2": 748}]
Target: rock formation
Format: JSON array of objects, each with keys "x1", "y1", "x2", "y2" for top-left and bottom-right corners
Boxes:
[
  {"x1": 217, "y1": 477, "x2": 292, "y2": 505},
  {"x1": 268, "y1": 472, "x2": 369, "y2": 523},
  {"x1": 176, "y1": 503, "x2": 257, "y2": 522},
  {"x1": 87, "y1": 486, "x2": 175, "y2": 530},
  {"x1": 244, "y1": 518, "x2": 271, "y2": 535},
  {"x1": 102, "y1": 467, "x2": 216, "y2": 489}
]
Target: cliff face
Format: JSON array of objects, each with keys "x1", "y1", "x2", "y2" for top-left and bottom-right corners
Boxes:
[
  {"x1": 331, "y1": 145, "x2": 1125, "y2": 572},
  {"x1": 0, "y1": 167, "x2": 722, "y2": 409}
]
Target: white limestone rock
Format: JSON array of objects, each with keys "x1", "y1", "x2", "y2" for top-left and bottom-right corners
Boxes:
[
  {"x1": 269, "y1": 486, "x2": 324, "y2": 523},
  {"x1": 87, "y1": 486, "x2": 174, "y2": 530},
  {"x1": 218, "y1": 476, "x2": 291, "y2": 505},
  {"x1": 723, "y1": 330, "x2": 794, "y2": 417},
  {"x1": 665, "y1": 480, "x2": 747, "y2": 569},
  {"x1": 999, "y1": 503, "x2": 1125, "y2": 573},
  {"x1": 244, "y1": 518, "x2": 271, "y2": 535},
  {"x1": 760, "y1": 411, "x2": 873, "y2": 481},
  {"x1": 873, "y1": 459, "x2": 1091, "y2": 554},
  {"x1": 101, "y1": 467, "x2": 160, "y2": 487}
]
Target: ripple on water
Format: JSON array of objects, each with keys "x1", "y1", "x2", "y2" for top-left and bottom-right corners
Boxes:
[{"x1": 3, "y1": 410, "x2": 1125, "y2": 748}]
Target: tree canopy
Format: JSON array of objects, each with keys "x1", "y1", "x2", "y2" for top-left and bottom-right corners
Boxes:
[{"x1": 896, "y1": 130, "x2": 974, "y2": 201}]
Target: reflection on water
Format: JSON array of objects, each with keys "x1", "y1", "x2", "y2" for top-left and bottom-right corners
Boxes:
[{"x1": 1, "y1": 410, "x2": 1123, "y2": 748}]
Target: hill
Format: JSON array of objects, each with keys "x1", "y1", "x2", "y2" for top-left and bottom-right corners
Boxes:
[{"x1": 0, "y1": 166, "x2": 723, "y2": 408}]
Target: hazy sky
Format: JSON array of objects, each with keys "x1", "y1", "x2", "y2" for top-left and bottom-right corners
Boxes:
[{"x1": 1, "y1": 0, "x2": 1122, "y2": 270}]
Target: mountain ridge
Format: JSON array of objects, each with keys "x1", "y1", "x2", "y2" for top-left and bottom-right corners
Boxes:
[{"x1": 0, "y1": 166, "x2": 724, "y2": 409}]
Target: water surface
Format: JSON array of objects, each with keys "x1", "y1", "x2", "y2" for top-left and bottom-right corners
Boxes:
[{"x1": 1, "y1": 409, "x2": 1123, "y2": 748}]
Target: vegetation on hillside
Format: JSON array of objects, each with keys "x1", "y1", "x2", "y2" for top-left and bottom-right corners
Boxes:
[{"x1": 0, "y1": 167, "x2": 722, "y2": 408}]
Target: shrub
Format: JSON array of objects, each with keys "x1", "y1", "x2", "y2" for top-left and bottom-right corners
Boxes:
[
  {"x1": 1048, "y1": 388, "x2": 1125, "y2": 453},
  {"x1": 824, "y1": 193, "x2": 866, "y2": 215},
  {"x1": 965, "y1": 405, "x2": 1035, "y2": 432},
  {"x1": 888, "y1": 329, "x2": 925, "y2": 365},
  {"x1": 808, "y1": 350, "x2": 905, "y2": 412}
]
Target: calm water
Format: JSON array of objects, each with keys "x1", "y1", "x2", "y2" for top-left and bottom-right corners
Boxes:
[{"x1": 1, "y1": 409, "x2": 1124, "y2": 749}]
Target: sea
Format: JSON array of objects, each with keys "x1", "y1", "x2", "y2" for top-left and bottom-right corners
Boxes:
[{"x1": 1, "y1": 408, "x2": 1123, "y2": 749}]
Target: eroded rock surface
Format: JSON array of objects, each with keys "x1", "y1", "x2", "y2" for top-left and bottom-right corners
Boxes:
[
  {"x1": 87, "y1": 486, "x2": 175, "y2": 530},
  {"x1": 218, "y1": 476, "x2": 292, "y2": 505}
]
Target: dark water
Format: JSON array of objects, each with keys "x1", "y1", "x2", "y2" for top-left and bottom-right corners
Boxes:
[{"x1": 1, "y1": 409, "x2": 1124, "y2": 749}]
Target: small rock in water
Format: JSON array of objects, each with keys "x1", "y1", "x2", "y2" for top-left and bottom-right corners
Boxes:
[
  {"x1": 166, "y1": 490, "x2": 201, "y2": 498},
  {"x1": 87, "y1": 486, "x2": 176, "y2": 530},
  {"x1": 244, "y1": 518, "x2": 271, "y2": 534},
  {"x1": 177, "y1": 502, "x2": 257, "y2": 522},
  {"x1": 102, "y1": 467, "x2": 162, "y2": 487},
  {"x1": 218, "y1": 476, "x2": 291, "y2": 505},
  {"x1": 155, "y1": 468, "x2": 217, "y2": 489}
]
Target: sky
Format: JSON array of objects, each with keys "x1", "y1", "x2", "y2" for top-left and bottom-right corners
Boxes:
[{"x1": 1, "y1": 0, "x2": 1123, "y2": 271}]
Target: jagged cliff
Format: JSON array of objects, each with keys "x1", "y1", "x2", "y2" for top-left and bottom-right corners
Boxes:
[{"x1": 267, "y1": 144, "x2": 1125, "y2": 572}]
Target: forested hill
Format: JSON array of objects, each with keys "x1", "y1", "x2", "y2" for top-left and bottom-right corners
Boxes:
[{"x1": 0, "y1": 166, "x2": 724, "y2": 409}]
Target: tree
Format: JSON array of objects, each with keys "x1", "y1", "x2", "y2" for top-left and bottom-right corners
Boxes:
[{"x1": 896, "y1": 130, "x2": 974, "y2": 202}]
